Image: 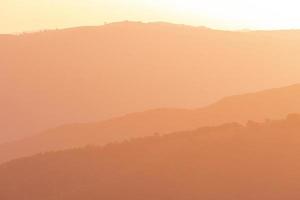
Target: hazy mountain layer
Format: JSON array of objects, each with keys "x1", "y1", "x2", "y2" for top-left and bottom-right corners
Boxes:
[
  {"x1": 1, "y1": 83, "x2": 300, "y2": 163},
  {"x1": 2, "y1": 22, "x2": 300, "y2": 142},
  {"x1": 1, "y1": 114, "x2": 300, "y2": 200}
]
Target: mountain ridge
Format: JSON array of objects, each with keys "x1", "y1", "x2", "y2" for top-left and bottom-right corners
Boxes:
[
  {"x1": 4, "y1": 21, "x2": 300, "y2": 37},
  {"x1": 2, "y1": 21, "x2": 300, "y2": 143},
  {"x1": 1, "y1": 83, "x2": 300, "y2": 164}
]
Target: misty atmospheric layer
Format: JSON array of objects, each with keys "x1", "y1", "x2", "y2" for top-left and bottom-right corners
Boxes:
[{"x1": 2, "y1": 1, "x2": 300, "y2": 200}]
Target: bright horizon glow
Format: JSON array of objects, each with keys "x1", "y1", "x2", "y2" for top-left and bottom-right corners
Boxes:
[{"x1": 1, "y1": 0, "x2": 300, "y2": 33}]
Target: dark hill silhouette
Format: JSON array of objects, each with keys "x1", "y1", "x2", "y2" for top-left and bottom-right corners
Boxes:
[
  {"x1": 2, "y1": 21, "x2": 300, "y2": 143},
  {"x1": 1, "y1": 114, "x2": 300, "y2": 200},
  {"x1": 1, "y1": 83, "x2": 300, "y2": 164}
]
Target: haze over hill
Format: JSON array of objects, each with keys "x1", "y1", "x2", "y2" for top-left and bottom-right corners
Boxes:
[
  {"x1": 1, "y1": 83, "x2": 300, "y2": 164},
  {"x1": 2, "y1": 21, "x2": 300, "y2": 143},
  {"x1": 1, "y1": 114, "x2": 300, "y2": 200}
]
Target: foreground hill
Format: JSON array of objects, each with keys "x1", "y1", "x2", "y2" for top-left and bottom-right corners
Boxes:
[
  {"x1": 1, "y1": 114, "x2": 300, "y2": 200},
  {"x1": 1, "y1": 83, "x2": 300, "y2": 163},
  {"x1": 2, "y1": 22, "x2": 300, "y2": 142}
]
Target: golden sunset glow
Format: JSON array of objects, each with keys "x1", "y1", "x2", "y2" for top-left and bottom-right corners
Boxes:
[
  {"x1": 2, "y1": 0, "x2": 300, "y2": 33},
  {"x1": 3, "y1": 0, "x2": 300, "y2": 199}
]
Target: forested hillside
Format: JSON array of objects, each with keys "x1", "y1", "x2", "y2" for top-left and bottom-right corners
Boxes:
[{"x1": 1, "y1": 114, "x2": 300, "y2": 200}]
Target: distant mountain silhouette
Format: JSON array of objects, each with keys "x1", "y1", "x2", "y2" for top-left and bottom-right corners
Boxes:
[
  {"x1": 1, "y1": 114, "x2": 300, "y2": 200},
  {"x1": 2, "y1": 21, "x2": 300, "y2": 143},
  {"x1": 1, "y1": 83, "x2": 300, "y2": 164}
]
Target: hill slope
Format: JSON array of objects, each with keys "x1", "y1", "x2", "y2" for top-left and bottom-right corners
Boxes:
[
  {"x1": 1, "y1": 83, "x2": 300, "y2": 163},
  {"x1": 1, "y1": 114, "x2": 300, "y2": 200},
  {"x1": 2, "y1": 21, "x2": 300, "y2": 142}
]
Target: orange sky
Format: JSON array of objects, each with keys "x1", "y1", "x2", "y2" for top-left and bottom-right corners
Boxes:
[{"x1": 1, "y1": 0, "x2": 300, "y2": 33}]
